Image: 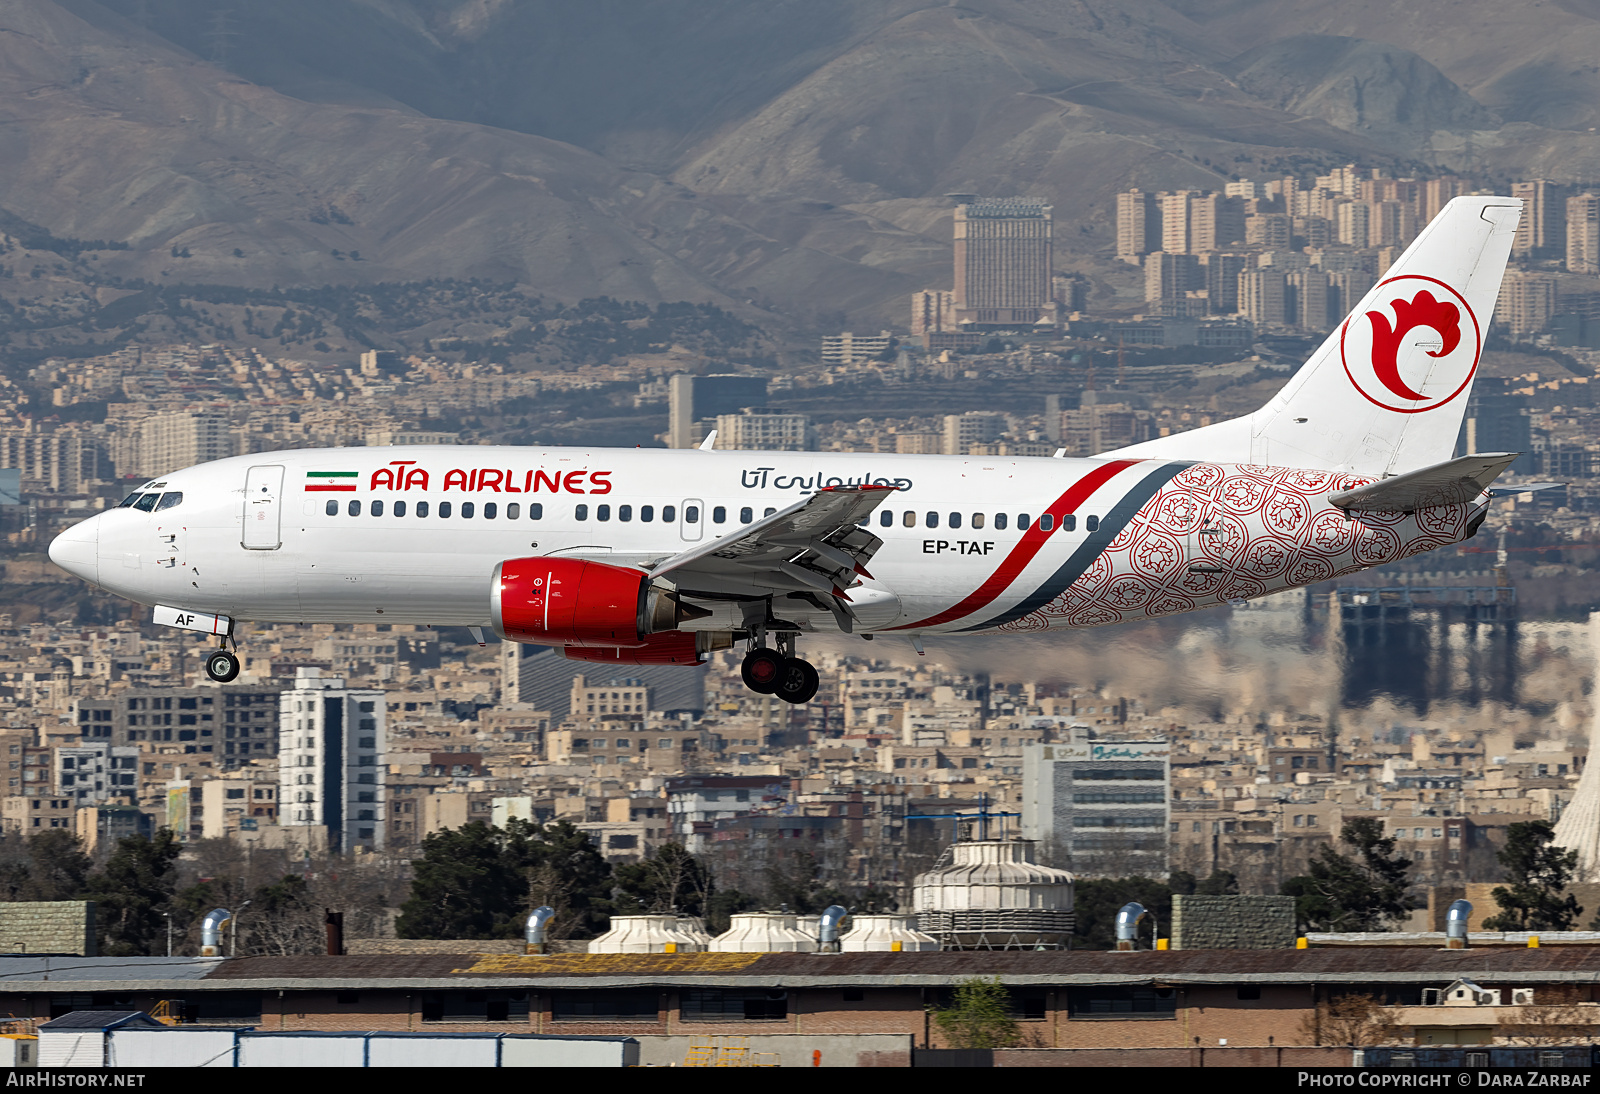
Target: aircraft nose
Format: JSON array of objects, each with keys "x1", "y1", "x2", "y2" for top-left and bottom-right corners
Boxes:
[{"x1": 49, "y1": 516, "x2": 99, "y2": 585}]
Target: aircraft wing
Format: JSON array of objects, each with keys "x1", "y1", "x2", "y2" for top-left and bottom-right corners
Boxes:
[
  {"x1": 647, "y1": 485, "x2": 895, "y2": 608},
  {"x1": 1327, "y1": 452, "x2": 1520, "y2": 512}
]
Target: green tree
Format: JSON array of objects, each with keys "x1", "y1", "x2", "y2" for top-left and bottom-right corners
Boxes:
[
  {"x1": 0, "y1": 830, "x2": 93, "y2": 902},
  {"x1": 87, "y1": 829, "x2": 183, "y2": 956},
  {"x1": 1484, "y1": 821, "x2": 1582, "y2": 931},
  {"x1": 1281, "y1": 818, "x2": 1412, "y2": 932},
  {"x1": 1072, "y1": 877, "x2": 1175, "y2": 949},
  {"x1": 397, "y1": 819, "x2": 614, "y2": 941},
  {"x1": 396, "y1": 820, "x2": 540, "y2": 940},
  {"x1": 932, "y1": 977, "x2": 1021, "y2": 1049},
  {"x1": 524, "y1": 819, "x2": 613, "y2": 939}
]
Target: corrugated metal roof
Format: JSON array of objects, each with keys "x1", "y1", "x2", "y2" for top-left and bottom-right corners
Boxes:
[
  {"x1": 37, "y1": 1011, "x2": 163, "y2": 1031},
  {"x1": 187, "y1": 947, "x2": 1600, "y2": 990},
  {"x1": 0, "y1": 957, "x2": 221, "y2": 983}
]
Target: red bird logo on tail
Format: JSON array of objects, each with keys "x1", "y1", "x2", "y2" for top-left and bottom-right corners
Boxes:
[{"x1": 1365, "y1": 290, "x2": 1462, "y2": 402}]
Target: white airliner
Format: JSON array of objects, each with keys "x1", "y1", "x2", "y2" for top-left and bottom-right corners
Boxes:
[{"x1": 50, "y1": 198, "x2": 1535, "y2": 704}]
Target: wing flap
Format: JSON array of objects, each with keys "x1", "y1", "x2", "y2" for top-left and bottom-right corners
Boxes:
[{"x1": 649, "y1": 485, "x2": 894, "y2": 600}]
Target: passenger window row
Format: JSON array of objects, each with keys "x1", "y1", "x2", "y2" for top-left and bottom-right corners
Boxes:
[
  {"x1": 327, "y1": 500, "x2": 546, "y2": 520},
  {"x1": 575, "y1": 504, "x2": 679, "y2": 523},
  {"x1": 322, "y1": 499, "x2": 1102, "y2": 533},
  {"x1": 875, "y1": 511, "x2": 1099, "y2": 532}
]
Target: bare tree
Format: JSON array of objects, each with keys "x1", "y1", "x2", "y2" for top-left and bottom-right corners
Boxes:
[{"x1": 1301, "y1": 992, "x2": 1403, "y2": 1047}]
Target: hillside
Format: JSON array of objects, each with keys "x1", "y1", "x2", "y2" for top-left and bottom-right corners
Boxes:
[{"x1": 0, "y1": 0, "x2": 1597, "y2": 333}]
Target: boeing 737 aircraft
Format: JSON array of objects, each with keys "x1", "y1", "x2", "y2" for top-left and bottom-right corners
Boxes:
[{"x1": 49, "y1": 198, "x2": 1534, "y2": 705}]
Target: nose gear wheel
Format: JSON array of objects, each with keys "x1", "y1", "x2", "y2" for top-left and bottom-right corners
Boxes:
[{"x1": 205, "y1": 648, "x2": 241, "y2": 683}]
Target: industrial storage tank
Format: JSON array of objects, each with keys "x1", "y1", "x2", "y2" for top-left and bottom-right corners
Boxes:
[{"x1": 911, "y1": 839, "x2": 1074, "y2": 949}]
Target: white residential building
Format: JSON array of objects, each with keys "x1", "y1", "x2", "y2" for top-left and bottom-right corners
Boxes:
[{"x1": 278, "y1": 668, "x2": 386, "y2": 853}]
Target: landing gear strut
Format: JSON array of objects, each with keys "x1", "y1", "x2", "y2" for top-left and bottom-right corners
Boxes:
[
  {"x1": 740, "y1": 629, "x2": 819, "y2": 705},
  {"x1": 204, "y1": 626, "x2": 241, "y2": 684}
]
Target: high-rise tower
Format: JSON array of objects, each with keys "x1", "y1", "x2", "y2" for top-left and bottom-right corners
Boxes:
[
  {"x1": 279, "y1": 668, "x2": 385, "y2": 853},
  {"x1": 952, "y1": 199, "x2": 1053, "y2": 327}
]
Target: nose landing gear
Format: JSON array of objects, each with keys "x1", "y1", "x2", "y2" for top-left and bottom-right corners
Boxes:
[{"x1": 204, "y1": 645, "x2": 241, "y2": 683}]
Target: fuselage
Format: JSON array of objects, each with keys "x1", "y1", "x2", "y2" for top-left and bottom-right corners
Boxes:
[{"x1": 48, "y1": 445, "x2": 1487, "y2": 638}]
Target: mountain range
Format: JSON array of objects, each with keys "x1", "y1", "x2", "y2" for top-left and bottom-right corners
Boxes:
[{"x1": 3, "y1": 0, "x2": 1600, "y2": 332}]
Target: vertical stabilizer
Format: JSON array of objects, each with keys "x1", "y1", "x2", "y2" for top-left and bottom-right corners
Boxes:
[{"x1": 1103, "y1": 197, "x2": 1521, "y2": 476}]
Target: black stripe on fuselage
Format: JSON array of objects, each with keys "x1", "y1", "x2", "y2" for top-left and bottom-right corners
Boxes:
[{"x1": 957, "y1": 461, "x2": 1192, "y2": 632}]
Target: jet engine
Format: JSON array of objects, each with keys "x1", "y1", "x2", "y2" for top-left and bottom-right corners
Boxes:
[{"x1": 490, "y1": 557, "x2": 706, "y2": 647}]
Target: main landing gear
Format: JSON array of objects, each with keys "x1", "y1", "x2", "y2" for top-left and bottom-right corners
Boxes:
[
  {"x1": 204, "y1": 644, "x2": 241, "y2": 683},
  {"x1": 741, "y1": 637, "x2": 819, "y2": 705}
]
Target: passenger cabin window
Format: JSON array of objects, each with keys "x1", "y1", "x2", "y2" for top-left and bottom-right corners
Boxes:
[
  {"x1": 347, "y1": 500, "x2": 361, "y2": 517},
  {"x1": 576, "y1": 504, "x2": 589, "y2": 521},
  {"x1": 325, "y1": 500, "x2": 338, "y2": 516},
  {"x1": 154, "y1": 492, "x2": 183, "y2": 512},
  {"x1": 713, "y1": 507, "x2": 727, "y2": 523},
  {"x1": 1086, "y1": 515, "x2": 1100, "y2": 531},
  {"x1": 641, "y1": 505, "x2": 654, "y2": 522},
  {"x1": 505, "y1": 503, "x2": 519, "y2": 519},
  {"x1": 395, "y1": 501, "x2": 407, "y2": 517},
  {"x1": 740, "y1": 507, "x2": 753, "y2": 523},
  {"x1": 684, "y1": 506, "x2": 699, "y2": 522},
  {"x1": 439, "y1": 502, "x2": 452, "y2": 518},
  {"x1": 416, "y1": 501, "x2": 430, "y2": 517},
  {"x1": 484, "y1": 502, "x2": 497, "y2": 519},
  {"x1": 903, "y1": 511, "x2": 916, "y2": 528},
  {"x1": 619, "y1": 505, "x2": 632, "y2": 522},
  {"x1": 663, "y1": 505, "x2": 677, "y2": 522},
  {"x1": 925, "y1": 512, "x2": 939, "y2": 529},
  {"x1": 597, "y1": 504, "x2": 611, "y2": 521},
  {"x1": 764, "y1": 508, "x2": 776, "y2": 517},
  {"x1": 529, "y1": 503, "x2": 543, "y2": 520},
  {"x1": 1039, "y1": 514, "x2": 1054, "y2": 531},
  {"x1": 994, "y1": 513, "x2": 1008, "y2": 531},
  {"x1": 1063, "y1": 515, "x2": 1075, "y2": 531},
  {"x1": 949, "y1": 512, "x2": 962, "y2": 529},
  {"x1": 971, "y1": 513, "x2": 985, "y2": 529},
  {"x1": 1018, "y1": 514, "x2": 1031, "y2": 530},
  {"x1": 461, "y1": 502, "x2": 475, "y2": 518},
  {"x1": 880, "y1": 511, "x2": 893, "y2": 527},
  {"x1": 370, "y1": 500, "x2": 384, "y2": 517}
]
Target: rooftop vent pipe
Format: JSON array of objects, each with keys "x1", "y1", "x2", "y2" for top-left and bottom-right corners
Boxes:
[
  {"x1": 817, "y1": 905, "x2": 848, "y2": 954},
  {"x1": 1115, "y1": 902, "x2": 1145, "y2": 951},
  {"x1": 1445, "y1": 900, "x2": 1471, "y2": 949},
  {"x1": 200, "y1": 908, "x2": 232, "y2": 957},
  {"x1": 525, "y1": 906, "x2": 556, "y2": 955}
]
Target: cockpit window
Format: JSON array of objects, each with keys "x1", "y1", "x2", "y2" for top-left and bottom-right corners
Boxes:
[
  {"x1": 132, "y1": 493, "x2": 159, "y2": 513},
  {"x1": 153, "y1": 492, "x2": 183, "y2": 512},
  {"x1": 118, "y1": 492, "x2": 143, "y2": 508}
]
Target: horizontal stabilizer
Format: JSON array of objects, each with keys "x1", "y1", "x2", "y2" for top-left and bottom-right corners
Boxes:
[
  {"x1": 1327, "y1": 452, "x2": 1518, "y2": 512},
  {"x1": 1489, "y1": 482, "x2": 1565, "y2": 498}
]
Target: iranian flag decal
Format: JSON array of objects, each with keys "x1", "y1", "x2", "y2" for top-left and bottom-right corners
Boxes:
[{"x1": 305, "y1": 471, "x2": 358, "y2": 492}]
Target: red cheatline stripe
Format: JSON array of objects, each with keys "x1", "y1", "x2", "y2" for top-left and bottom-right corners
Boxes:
[
  {"x1": 305, "y1": 485, "x2": 359, "y2": 492},
  {"x1": 885, "y1": 459, "x2": 1139, "y2": 631}
]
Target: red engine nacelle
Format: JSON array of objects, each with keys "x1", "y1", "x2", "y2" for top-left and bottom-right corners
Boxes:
[
  {"x1": 562, "y1": 631, "x2": 708, "y2": 666},
  {"x1": 492, "y1": 556, "x2": 649, "y2": 647}
]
